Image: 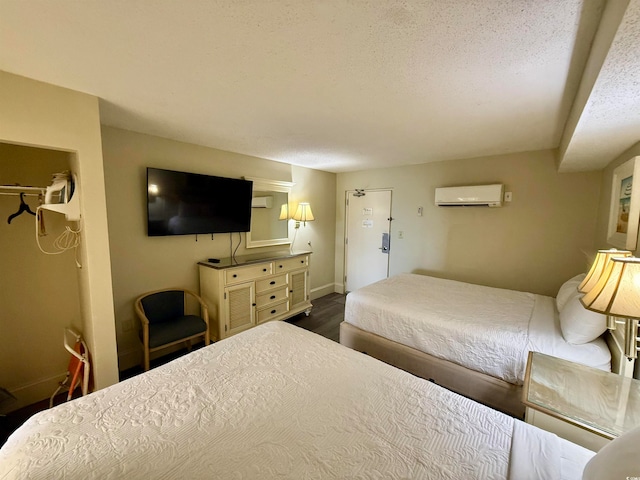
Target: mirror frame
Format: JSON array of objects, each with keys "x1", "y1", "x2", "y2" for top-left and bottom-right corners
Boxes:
[{"x1": 245, "y1": 177, "x2": 294, "y2": 249}]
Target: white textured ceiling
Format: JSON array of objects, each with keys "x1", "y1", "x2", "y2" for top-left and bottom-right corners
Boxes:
[{"x1": 1, "y1": 0, "x2": 638, "y2": 173}]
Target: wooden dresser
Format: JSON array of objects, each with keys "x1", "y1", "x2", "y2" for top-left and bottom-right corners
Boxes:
[{"x1": 198, "y1": 251, "x2": 312, "y2": 340}]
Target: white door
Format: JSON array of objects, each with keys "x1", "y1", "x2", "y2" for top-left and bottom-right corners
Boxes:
[{"x1": 345, "y1": 189, "x2": 392, "y2": 292}]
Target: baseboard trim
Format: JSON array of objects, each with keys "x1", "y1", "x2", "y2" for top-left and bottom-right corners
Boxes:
[
  {"x1": 118, "y1": 346, "x2": 142, "y2": 373},
  {"x1": 310, "y1": 283, "x2": 337, "y2": 300},
  {"x1": 3, "y1": 372, "x2": 67, "y2": 413}
]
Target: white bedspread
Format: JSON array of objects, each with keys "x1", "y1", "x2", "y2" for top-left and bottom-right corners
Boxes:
[
  {"x1": 0, "y1": 322, "x2": 592, "y2": 479},
  {"x1": 344, "y1": 273, "x2": 611, "y2": 384}
]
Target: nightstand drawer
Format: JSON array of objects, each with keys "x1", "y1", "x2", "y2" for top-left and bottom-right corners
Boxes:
[
  {"x1": 255, "y1": 273, "x2": 288, "y2": 293},
  {"x1": 225, "y1": 263, "x2": 273, "y2": 285},
  {"x1": 257, "y1": 300, "x2": 289, "y2": 323},
  {"x1": 255, "y1": 287, "x2": 288, "y2": 308}
]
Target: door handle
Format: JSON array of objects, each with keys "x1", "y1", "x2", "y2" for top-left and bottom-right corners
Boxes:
[{"x1": 379, "y1": 232, "x2": 390, "y2": 254}]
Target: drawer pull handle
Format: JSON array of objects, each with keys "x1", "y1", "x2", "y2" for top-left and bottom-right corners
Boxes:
[
  {"x1": 271, "y1": 309, "x2": 277, "y2": 314},
  {"x1": 252, "y1": 303, "x2": 256, "y2": 306},
  {"x1": 300, "y1": 260, "x2": 304, "y2": 263},
  {"x1": 279, "y1": 265, "x2": 283, "y2": 268},
  {"x1": 263, "y1": 268, "x2": 267, "y2": 272},
  {"x1": 270, "y1": 295, "x2": 276, "y2": 300},
  {"x1": 270, "y1": 281, "x2": 276, "y2": 285},
  {"x1": 232, "y1": 274, "x2": 238, "y2": 278}
]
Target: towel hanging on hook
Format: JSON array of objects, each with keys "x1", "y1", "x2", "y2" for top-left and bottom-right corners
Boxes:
[{"x1": 7, "y1": 192, "x2": 36, "y2": 224}]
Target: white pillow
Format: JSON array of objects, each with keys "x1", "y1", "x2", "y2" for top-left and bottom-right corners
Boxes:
[
  {"x1": 559, "y1": 291, "x2": 606, "y2": 344},
  {"x1": 582, "y1": 425, "x2": 640, "y2": 480},
  {"x1": 556, "y1": 273, "x2": 586, "y2": 312}
]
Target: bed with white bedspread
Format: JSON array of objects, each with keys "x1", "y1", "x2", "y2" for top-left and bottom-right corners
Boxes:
[
  {"x1": 0, "y1": 321, "x2": 594, "y2": 479},
  {"x1": 340, "y1": 273, "x2": 612, "y2": 417}
]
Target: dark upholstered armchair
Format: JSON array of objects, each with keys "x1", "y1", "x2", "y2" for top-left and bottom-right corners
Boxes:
[{"x1": 134, "y1": 288, "x2": 210, "y2": 371}]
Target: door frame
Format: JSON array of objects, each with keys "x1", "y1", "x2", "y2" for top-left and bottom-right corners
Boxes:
[{"x1": 343, "y1": 188, "x2": 393, "y2": 293}]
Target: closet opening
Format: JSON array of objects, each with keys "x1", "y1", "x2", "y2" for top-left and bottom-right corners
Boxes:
[{"x1": 0, "y1": 142, "x2": 82, "y2": 413}]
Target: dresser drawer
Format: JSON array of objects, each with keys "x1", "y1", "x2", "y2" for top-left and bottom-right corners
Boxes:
[
  {"x1": 274, "y1": 255, "x2": 309, "y2": 273},
  {"x1": 255, "y1": 287, "x2": 289, "y2": 308},
  {"x1": 257, "y1": 300, "x2": 289, "y2": 323},
  {"x1": 255, "y1": 274, "x2": 288, "y2": 293},
  {"x1": 225, "y1": 262, "x2": 273, "y2": 285}
]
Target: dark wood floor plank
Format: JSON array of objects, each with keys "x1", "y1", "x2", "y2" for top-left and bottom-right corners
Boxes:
[{"x1": 286, "y1": 293, "x2": 345, "y2": 342}]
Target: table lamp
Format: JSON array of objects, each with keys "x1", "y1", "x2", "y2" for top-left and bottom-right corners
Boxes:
[
  {"x1": 581, "y1": 257, "x2": 640, "y2": 359},
  {"x1": 578, "y1": 249, "x2": 632, "y2": 293}
]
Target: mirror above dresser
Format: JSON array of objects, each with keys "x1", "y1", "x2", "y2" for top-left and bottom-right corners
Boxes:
[{"x1": 245, "y1": 177, "x2": 294, "y2": 248}]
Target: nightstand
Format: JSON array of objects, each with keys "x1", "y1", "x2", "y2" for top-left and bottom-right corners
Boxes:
[{"x1": 522, "y1": 351, "x2": 640, "y2": 452}]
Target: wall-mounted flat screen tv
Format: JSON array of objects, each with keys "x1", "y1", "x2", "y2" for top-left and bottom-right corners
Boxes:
[{"x1": 146, "y1": 167, "x2": 253, "y2": 236}]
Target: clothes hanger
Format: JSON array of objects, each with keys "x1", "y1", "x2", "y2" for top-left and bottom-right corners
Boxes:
[{"x1": 7, "y1": 192, "x2": 37, "y2": 224}]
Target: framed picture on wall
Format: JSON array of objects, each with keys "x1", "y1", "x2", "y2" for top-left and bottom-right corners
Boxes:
[{"x1": 608, "y1": 156, "x2": 640, "y2": 250}]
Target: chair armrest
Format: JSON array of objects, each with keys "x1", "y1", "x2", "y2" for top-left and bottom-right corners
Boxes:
[
  {"x1": 134, "y1": 297, "x2": 150, "y2": 327},
  {"x1": 184, "y1": 289, "x2": 209, "y2": 327}
]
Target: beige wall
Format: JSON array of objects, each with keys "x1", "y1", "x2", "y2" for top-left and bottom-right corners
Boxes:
[
  {"x1": 594, "y1": 141, "x2": 640, "y2": 253},
  {"x1": 291, "y1": 164, "x2": 336, "y2": 297},
  {"x1": 336, "y1": 149, "x2": 602, "y2": 297},
  {"x1": 0, "y1": 71, "x2": 118, "y2": 393},
  {"x1": 3, "y1": 71, "x2": 610, "y2": 386},
  {"x1": 101, "y1": 127, "x2": 336, "y2": 370},
  {"x1": 0, "y1": 144, "x2": 83, "y2": 410}
]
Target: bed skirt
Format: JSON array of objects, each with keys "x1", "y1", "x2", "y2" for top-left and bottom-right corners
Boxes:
[{"x1": 339, "y1": 321, "x2": 526, "y2": 418}]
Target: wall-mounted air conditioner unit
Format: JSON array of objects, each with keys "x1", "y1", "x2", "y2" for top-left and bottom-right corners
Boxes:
[
  {"x1": 251, "y1": 196, "x2": 273, "y2": 208},
  {"x1": 435, "y1": 184, "x2": 504, "y2": 207}
]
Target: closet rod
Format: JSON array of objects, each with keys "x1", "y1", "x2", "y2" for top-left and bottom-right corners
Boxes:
[
  {"x1": 0, "y1": 185, "x2": 46, "y2": 194},
  {"x1": 0, "y1": 192, "x2": 42, "y2": 198}
]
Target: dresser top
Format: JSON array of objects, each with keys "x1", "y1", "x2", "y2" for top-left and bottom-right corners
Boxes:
[{"x1": 198, "y1": 250, "x2": 311, "y2": 270}]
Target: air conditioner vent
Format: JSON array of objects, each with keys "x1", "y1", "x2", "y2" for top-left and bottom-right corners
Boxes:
[{"x1": 435, "y1": 184, "x2": 504, "y2": 207}]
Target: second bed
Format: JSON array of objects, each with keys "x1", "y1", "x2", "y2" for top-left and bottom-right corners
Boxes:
[{"x1": 340, "y1": 273, "x2": 613, "y2": 417}]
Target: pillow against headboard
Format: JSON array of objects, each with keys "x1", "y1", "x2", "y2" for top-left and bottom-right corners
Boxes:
[
  {"x1": 559, "y1": 291, "x2": 606, "y2": 345},
  {"x1": 582, "y1": 425, "x2": 640, "y2": 480},
  {"x1": 556, "y1": 273, "x2": 586, "y2": 312}
]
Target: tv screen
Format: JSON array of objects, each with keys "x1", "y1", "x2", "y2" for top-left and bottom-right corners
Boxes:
[{"x1": 146, "y1": 168, "x2": 253, "y2": 236}]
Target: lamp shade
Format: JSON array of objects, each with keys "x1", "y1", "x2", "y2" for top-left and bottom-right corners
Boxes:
[
  {"x1": 578, "y1": 249, "x2": 632, "y2": 293},
  {"x1": 581, "y1": 257, "x2": 640, "y2": 319},
  {"x1": 292, "y1": 203, "x2": 314, "y2": 225},
  {"x1": 279, "y1": 204, "x2": 289, "y2": 220}
]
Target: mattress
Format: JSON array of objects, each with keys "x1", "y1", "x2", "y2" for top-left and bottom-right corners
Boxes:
[
  {"x1": 344, "y1": 273, "x2": 611, "y2": 384},
  {"x1": 0, "y1": 321, "x2": 593, "y2": 479}
]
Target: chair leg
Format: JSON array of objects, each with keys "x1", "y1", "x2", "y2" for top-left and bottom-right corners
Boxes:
[{"x1": 144, "y1": 349, "x2": 150, "y2": 372}]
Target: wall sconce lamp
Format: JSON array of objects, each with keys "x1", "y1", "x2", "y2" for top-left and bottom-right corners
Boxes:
[
  {"x1": 292, "y1": 202, "x2": 314, "y2": 229},
  {"x1": 287, "y1": 202, "x2": 314, "y2": 254},
  {"x1": 581, "y1": 256, "x2": 640, "y2": 359},
  {"x1": 279, "y1": 204, "x2": 289, "y2": 221}
]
